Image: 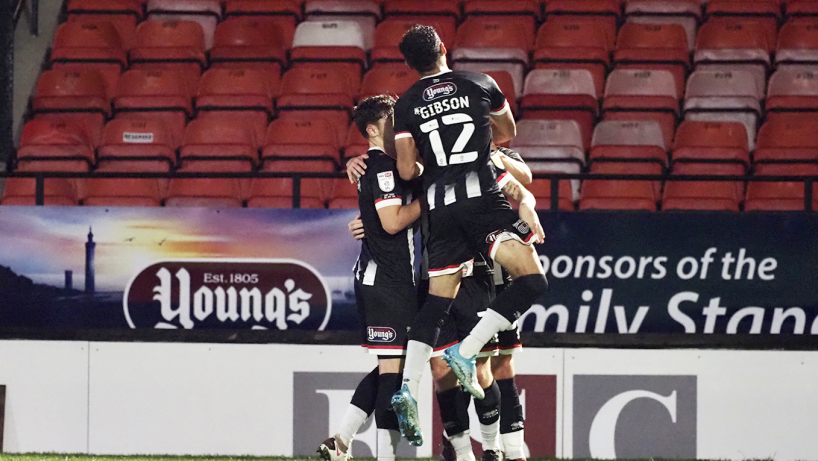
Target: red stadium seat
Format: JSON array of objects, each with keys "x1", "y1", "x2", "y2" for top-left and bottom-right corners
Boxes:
[
  {"x1": 179, "y1": 116, "x2": 259, "y2": 171},
  {"x1": 705, "y1": 0, "x2": 781, "y2": 41},
  {"x1": 694, "y1": 19, "x2": 773, "y2": 89},
  {"x1": 662, "y1": 180, "x2": 742, "y2": 211},
  {"x1": 196, "y1": 68, "x2": 276, "y2": 145},
  {"x1": 113, "y1": 69, "x2": 193, "y2": 146},
  {"x1": 209, "y1": 17, "x2": 287, "y2": 84},
  {"x1": 289, "y1": 20, "x2": 368, "y2": 79},
  {"x1": 262, "y1": 117, "x2": 340, "y2": 171},
  {"x1": 544, "y1": 0, "x2": 621, "y2": 43},
  {"x1": 281, "y1": 66, "x2": 359, "y2": 100},
  {"x1": 455, "y1": 16, "x2": 534, "y2": 52},
  {"x1": 533, "y1": 19, "x2": 611, "y2": 97},
  {"x1": 1, "y1": 177, "x2": 78, "y2": 206},
  {"x1": 84, "y1": 173, "x2": 164, "y2": 207},
  {"x1": 327, "y1": 177, "x2": 359, "y2": 209},
  {"x1": 484, "y1": 71, "x2": 518, "y2": 117},
  {"x1": 49, "y1": 20, "x2": 127, "y2": 99},
  {"x1": 776, "y1": 20, "x2": 818, "y2": 67},
  {"x1": 359, "y1": 64, "x2": 417, "y2": 101},
  {"x1": 580, "y1": 163, "x2": 659, "y2": 211},
  {"x1": 66, "y1": 0, "x2": 140, "y2": 50},
  {"x1": 97, "y1": 118, "x2": 176, "y2": 171},
  {"x1": 129, "y1": 20, "x2": 206, "y2": 91},
  {"x1": 31, "y1": 69, "x2": 110, "y2": 146},
  {"x1": 745, "y1": 164, "x2": 818, "y2": 211},
  {"x1": 372, "y1": 18, "x2": 456, "y2": 64},
  {"x1": 520, "y1": 69, "x2": 599, "y2": 148},
  {"x1": 525, "y1": 178, "x2": 575, "y2": 211},
  {"x1": 248, "y1": 176, "x2": 327, "y2": 208},
  {"x1": 382, "y1": 0, "x2": 460, "y2": 22},
  {"x1": 766, "y1": 68, "x2": 818, "y2": 118},
  {"x1": 223, "y1": 0, "x2": 300, "y2": 49},
  {"x1": 672, "y1": 121, "x2": 750, "y2": 171},
  {"x1": 463, "y1": 0, "x2": 540, "y2": 40},
  {"x1": 16, "y1": 119, "x2": 95, "y2": 172},
  {"x1": 590, "y1": 120, "x2": 668, "y2": 169},
  {"x1": 146, "y1": 0, "x2": 221, "y2": 49},
  {"x1": 165, "y1": 176, "x2": 245, "y2": 207},
  {"x1": 624, "y1": 0, "x2": 700, "y2": 50},
  {"x1": 512, "y1": 119, "x2": 585, "y2": 196},
  {"x1": 755, "y1": 120, "x2": 818, "y2": 164},
  {"x1": 613, "y1": 23, "x2": 690, "y2": 97}
]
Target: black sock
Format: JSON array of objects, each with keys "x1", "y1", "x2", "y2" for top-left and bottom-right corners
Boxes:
[
  {"x1": 437, "y1": 387, "x2": 470, "y2": 437},
  {"x1": 497, "y1": 378, "x2": 524, "y2": 433},
  {"x1": 351, "y1": 366, "x2": 379, "y2": 416},
  {"x1": 474, "y1": 380, "x2": 501, "y2": 426},
  {"x1": 489, "y1": 274, "x2": 548, "y2": 323},
  {"x1": 375, "y1": 373, "x2": 402, "y2": 431},
  {"x1": 408, "y1": 294, "x2": 454, "y2": 347}
]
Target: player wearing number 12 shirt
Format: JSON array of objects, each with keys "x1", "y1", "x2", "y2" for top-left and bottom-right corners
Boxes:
[{"x1": 388, "y1": 25, "x2": 549, "y2": 446}]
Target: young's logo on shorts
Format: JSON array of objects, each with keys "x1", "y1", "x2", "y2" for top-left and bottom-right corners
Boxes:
[
  {"x1": 367, "y1": 326, "x2": 396, "y2": 342},
  {"x1": 485, "y1": 230, "x2": 503, "y2": 243},
  {"x1": 513, "y1": 219, "x2": 531, "y2": 235},
  {"x1": 423, "y1": 82, "x2": 457, "y2": 102}
]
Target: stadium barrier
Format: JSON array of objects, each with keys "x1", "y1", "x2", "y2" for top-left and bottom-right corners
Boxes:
[{"x1": 3, "y1": 171, "x2": 817, "y2": 211}]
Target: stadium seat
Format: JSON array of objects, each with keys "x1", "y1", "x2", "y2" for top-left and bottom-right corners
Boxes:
[
  {"x1": 343, "y1": 123, "x2": 369, "y2": 160},
  {"x1": 672, "y1": 121, "x2": 750, "y2": 172},
  {"x1": 520, "y1": 69, "x2": 599, "y2": 148},
  {"x1": 0, "y1": 177, "x2": 79, "y2": 206},
  {"x1": 705, "y1": 0, "x2": 781, "y2": 41},
  {"x1": 683, "y1": 69, "x2": 762, "y2": 150},
  {"x1": 602, "y1": 69, "x2": 679, "y2": 149},
  {"x1": 248, "y1": 175, "x2": 328, "y2": 208},
  {"x1": 776, "y1": 21, "x2": 818, "y2": 67},
  {"x1": 662, "y1": 180, "x2": 742, "y2": 211},
  {"x1": 454, "y1": 16, "x2": 534, "y2": 52},
  {"x1": 31, "y1": 69, "x2": 110, "y2": 147},
  {"x1": 463, "y1": 0, "x2": 540, "y2": 37},
  {"x1": 84, "y1": 172, "x2": 165, "y2": 207},
  {"x1": 580, "y1": 163, "x2": 660, "y2": 211},
  {"x1": 262, "y1": 117, "x2": 340, "y2": 171},
  {"x1": 146, "y1": 0, "x2": 221, "y2": 49},
  {"x1": 590, "y1": 120, "x2": 668, "y2": 169},
  {"x1": 372, "y1": 18, "x2": 456, "y2": 64},
  {"x1": 766, "y1": 68, "x2": 818, "y2": 119},
  {"x1": 66, "y1": 0, "x2": 140, "y2": 50},
  {"x1": 452, "y1": 54, "x2": 527, "y2": 103},
  {"x1": 524, "y1": 178, "x2": 575, "y2": 211},
  {"x1": 787, "y1": 0, "x2": 818, "y2": 20},
  {"x1": 512, "y1": 119, "x2": 585, "y2": 166},
  {"x1": 328, "y1": 177, "x2": 359, "y2": 209},
  {"x1": 165, "y1": 174, "x2": 246, "y2": 207},
  {"x1": 754, "y1": 120, "x2": 818, "y2": 165},
  {"x1": 129, "y1": 20, "x2": 206, "y2": 91},
  {"x1": 179, "y1": 117, "x2": 259, "y2": 172},
  {"x1": 745, "y1": 164, "x2": 818, "y2": 211},
  {"x1": 532, "y1": 19, "x2": 611, "y2": 97},
  {"x1": 484, "y1": 71, "x2": 519, "y2": 117},
  {"x1": 223, "y1": 0, "x2": 300, "y2": 49},
  {"x1": 613, "y1": 23, "x2": 690, "y2": 97},
  {"x1": 359, "y1": 64, "x2": 417, "y2": 101},
  {"x1": 113, "y1": 69, "x2": 193, "y2": 147},
  {"x1": 694, "y1": 19, "x2": 773, "y2": 93},
  {"x1": 97, "y1": 118, "x2": 177, "y2": 172},
  {"x1": 16, "y1": 119, "x2": 95, "y2": 172},
  {"x1": 623, "y1": 0, "x2": 701, "y2": 49},
  {"x1": 544, "y1": 0, "x2": 621, "y2": 42},
  {"x1": 196, "y1": 68, "x2": 276, "y2": 145},
  {"x1": 290, "y1": 20, "x2": 368, "y2": 79},
  {"x1": 382, "y1": 0, "x2": 460, "y2": 23},
  {"x1": 304, "y1": 0, "x2": 381, "y2": 51},
  {"x1": 49, "y1": 20, "x2": 127, "y2": 98},
  {"x1": 209, "y1": 17, "x2": 287, "y2": 84}
]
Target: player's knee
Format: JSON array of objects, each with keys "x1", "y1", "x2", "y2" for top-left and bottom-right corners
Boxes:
[{"x1": 516, "y1": 273, "x2": 548, "y2": 298}]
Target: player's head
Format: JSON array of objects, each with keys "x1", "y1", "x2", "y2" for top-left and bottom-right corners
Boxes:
[
  {"x1": 399, "y1": 25, "x2": 445, "y2": 73},
  {"x1": 353, "y1": 94, "x2": 396, "y2": 141}
]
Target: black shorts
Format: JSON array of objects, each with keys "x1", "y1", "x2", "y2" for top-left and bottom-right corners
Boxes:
[
  {"x1": 427, "y1": 194, "x2": 535, "y2": 277},
  {"x1": 355, "y1": 278, "x2": 418, "y2": 355}
]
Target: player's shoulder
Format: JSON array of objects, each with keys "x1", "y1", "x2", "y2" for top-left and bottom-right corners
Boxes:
[
  {"x1": 450, "y1": 70, "x2": 497, "y2": 89},
  {"x1": 364, "y1": 149, "x2": 397, "y2": 170}
]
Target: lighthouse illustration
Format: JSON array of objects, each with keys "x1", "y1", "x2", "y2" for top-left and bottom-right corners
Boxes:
[{"x1": 85, "y1": 227, "x2": 95, "y2": 294}]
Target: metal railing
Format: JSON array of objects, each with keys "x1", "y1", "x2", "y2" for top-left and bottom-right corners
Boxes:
[{"x1": 1, "y1": 171, "x2": 816, "y2": 211}]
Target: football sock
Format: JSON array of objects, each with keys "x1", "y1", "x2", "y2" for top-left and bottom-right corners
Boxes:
[
  {"x1": 497, "y1": 378, "x2": 526, "y2": 460},
  {"x1": 350, "y1": 366, "x2": 379, "y2": 415},
  {"x1": 408, "y1": 294, "x2": 455, "y2": 346},
  {"x1": 450, "y1": 431, "x2": 476, "y2": 461},
  {"x1": 337, "y1": 405, "x2": 368, "y2": 450},
  {"x1": 377, "y1": 429, "x2": 401, "y2": 461},
  {"x1": 437, "y1": 387, "x2": 470, "y2": 438},
  {"x1": 402, "y1": 340, "x2": 433, "y2": 399},
  {"x1": 459, "y1": 310, "x2": 510, "y2": 358},
  {"x1": 474, "y1": 380, "x2": 501, "y2": 451},
  {"x1": 375, "y1": 373, "x2": 402, "y2": 461}
]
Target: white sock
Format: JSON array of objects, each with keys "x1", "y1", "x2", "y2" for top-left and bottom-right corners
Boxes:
[
  {"x1": 336, "y1": 405, "x2": 368, "y2": 450},
  {"x1": 450, "y1": 430, "x2": 476, "y2": 461},
  {"x1": 377, "y1": 428, "x2": 400, "y2": 461},
  {"x1": 481, "y1": 420, "x2": 501, "y2": 452},
  {"x1": 459, "y1": 309, "x2": 511, "y2": 358},
  {"x1": 402, "y1": 340, "x2": 433, "y2": 399},
  {"x1": 501, "y1": 430, "x2": 526, "y2": 460}
]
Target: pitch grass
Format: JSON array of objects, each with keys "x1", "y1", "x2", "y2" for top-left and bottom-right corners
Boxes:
[{"x1": 0, "y1": 456, "x2": 772, "y2": 461}]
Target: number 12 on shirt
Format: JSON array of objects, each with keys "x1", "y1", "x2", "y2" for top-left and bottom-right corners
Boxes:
[{"x1": 420, "y1": 113, "x2": 478, "y2": 166}]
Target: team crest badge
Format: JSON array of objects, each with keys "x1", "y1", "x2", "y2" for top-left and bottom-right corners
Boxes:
[{"x1": 377, "y1": 171, "x2": 395, "y2": 192}]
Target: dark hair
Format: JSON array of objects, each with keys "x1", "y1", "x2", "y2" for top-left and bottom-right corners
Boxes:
[
  {"x1": 353, "y1": 94, "x2": 396, "y2": 139},
  {"x1": 399, "y1": 25, "x2": 442, "y2": 73}
]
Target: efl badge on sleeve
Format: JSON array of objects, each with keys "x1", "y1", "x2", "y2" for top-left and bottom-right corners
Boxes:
[{"x1": 377, "y1": 171, "x2": 395, "y2": 192}]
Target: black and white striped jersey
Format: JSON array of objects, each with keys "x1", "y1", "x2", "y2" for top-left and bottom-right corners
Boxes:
[
  {"x1": 393, "y1": 69, "x2": 511, "y2": 209},
  {"x1": 355, "y1": 148, "x2": 419, "y2": 286}
]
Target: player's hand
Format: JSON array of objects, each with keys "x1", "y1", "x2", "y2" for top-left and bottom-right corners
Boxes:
[
  {"x1": 349, "y1": 215, "x2": 365, "y2": 240},
  {"x1": 518, "y1": 204, "x2": 545, "y2": 244},
  {"x1": 346, "y1": 154, "x2": 368, "y2": 183}
]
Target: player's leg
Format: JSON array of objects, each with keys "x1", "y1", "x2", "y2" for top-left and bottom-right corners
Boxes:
[
  {"x1": 318, "y1": 366, "x2": 379, "y2": 461},
  {"x1": 491, "y1": 342, "x2": 526, "y2": 461},
  {"x1": 375, "y1": 357, "x2": 405, "y2": 461},
  {"x1": 432, "y1": 356, "x2": 475, "y2": 461}
]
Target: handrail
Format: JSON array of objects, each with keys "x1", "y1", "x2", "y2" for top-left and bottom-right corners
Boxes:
[
  {"x1": 2, "y1": 171, "x2": 816, "y2": 211},
  {"x1": 12, "y1": 0, "x2": 38, "y2": 35}
]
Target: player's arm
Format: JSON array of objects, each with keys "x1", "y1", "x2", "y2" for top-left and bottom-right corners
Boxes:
[
  {"x1": 395, "y1": 136, "x2": 424, "y2": 181},
  {"x1": 490, "y1": 109, "x2": 516, "y2": 145},
  {"x1": 377, "y1": 199, "x2": 421, "y2": 235},
  {"x1": 498, "y1": 149, "x2": 532, "y2": 186},
  {"x1": 500, "y1": 176, "x2": 545, "y2": 244}
]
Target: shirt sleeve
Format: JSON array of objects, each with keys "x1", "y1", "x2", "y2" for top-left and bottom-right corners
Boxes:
[
  {"x1": 497, "y1": 146, "x2": 524, "y2": 164},
  {"x1": 392, "y1": 98, "x2": 413, "y2": 141},
  {"x1": 369, "y1": 159, "x2": 405, "y2": 210},
  {"x1": 486, "y1": 75, "x2": 510, "y2": 116}
]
